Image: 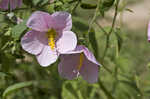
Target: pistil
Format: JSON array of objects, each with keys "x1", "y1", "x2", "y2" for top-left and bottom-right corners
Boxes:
[{"x1": 77, "y1": 53, "x2": 84, "y2": 71}]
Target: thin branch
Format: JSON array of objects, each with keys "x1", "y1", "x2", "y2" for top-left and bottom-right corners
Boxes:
[
  {"x1": 102, "y1": 0, "x2": 120, "y2": 59},
  {"x1": 87, "y1": 0, "x2": 101, "y2": 34},
  {"x1": 101, "y1": 63, "x2": 112, "y2": 74},
  {"x1": 71, "y1": 0, "x2": 81, "y2": 14},
  {"x1": 108, "y1": 0, "x2": 120, "y2": 35},
  {"x1": 95, "y1": 21, "x2": 108, "y2": 35},
  {"x1": 98, "y1": 79, "x2": 115, "y2": 99}
]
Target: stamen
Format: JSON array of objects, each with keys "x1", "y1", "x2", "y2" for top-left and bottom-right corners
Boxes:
[
  {"x1": 77, "y1": 53, "x2": 84, "y2": 71},
  {"x1": 47, "y1": 29, "x2": 56, "y2": 50}
]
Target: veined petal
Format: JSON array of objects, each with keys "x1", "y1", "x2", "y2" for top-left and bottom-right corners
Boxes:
[
  {"x1": 52, "y1": 11, "x2": 72, "y2": 31},
  {"x1": 80, "y1": 59, "x2": 99, "y2": 83},
  {"x1": 58, "y1": 54, "x2": 79, "y2": 80},
  {"x1": 36, "y1": 46, "x2": 58, "y2": 67},
  {"x1": 148, "y1": 21, "x2": 150, "y2": 42},
  {"x1": 21, "y1": 30, "x2": 44, "y2": 55},
  {"x1": 0, "y1": 0, "x2": 9, "y2": 10},
  {"x1": 79, "y1": 45, "x2": 100, "y2": 66},
  {"x1": 56, "y1": 31, "x2": 77, "y2": 53},
  {"x1": 58, "y1": 45, "x2": 83, "y2": 54},
  {"x1": 27, "y1": 11, "x2": 53, "y2": 32}
]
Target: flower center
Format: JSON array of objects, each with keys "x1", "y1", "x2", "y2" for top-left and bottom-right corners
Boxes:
[
  {"x1": 47, "y1": 29, "x2": 56, "y2": 50},
  {"x1": 77, "y1": 53, "x2": 84, "y2": 71}
]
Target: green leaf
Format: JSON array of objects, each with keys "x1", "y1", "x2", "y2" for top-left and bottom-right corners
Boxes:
[
  {"x1": 119, "y1": 80, "x2": 141, "y2": 94},
  {"x1": 32, "y1": 0, "x2": 41, "y2": 6},
  {"x1": 99, "y1": 0, "x2": 115, "y2": 16},
  {"x1": 89, "y1": 28, "x2": 99, "y2": 58},
  {"x1": 65, "y1": 83, "x2": 79, "y2": 99},
  {"x1": 62, "y1": 81, "x2": 79, "y2": 99},
  {"x1": 80, "y1": 3, "x2": 96, "y2": 9},
  {"x1": 23, "y1": 0, "x2": 33, "y2": 6},
  {"x1": 2, "y1": 81, "x2": 35, "y2": 99},
  {"x1": 11, "y1": 20, "x2": 27, "y2": 39},
  {"x1": 0, "y1": 72, "x2": 10, "y2": 77},
  {"x1": 72, "y1": 16, "x2": 89, "y2": 32},
  {"x1": 33, "y1": 0, "x2": 49, "y2": 6},
  {"x1": 102, "y1": 0, "x2": 115, "y2": 8}
]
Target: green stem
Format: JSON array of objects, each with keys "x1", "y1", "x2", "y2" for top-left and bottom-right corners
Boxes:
[
  {"x1": 71, "y1": 0, "x2": 81, "y2": 14},
  {"x1": 86, "y1": 0, "x2": 101, "y2": 44},
  {"x1": 98, "y1": 79, "x2": 115, "y2": 99},
  {"x1": 102, "y1": 0, "x2": 120, "y2": 60},
  {"x1": 95, "y1": 21, "x2": 108, "y2": 35}
]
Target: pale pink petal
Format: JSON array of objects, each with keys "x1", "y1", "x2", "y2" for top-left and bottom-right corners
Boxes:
[
  {"x1": 59, "y1": 45, "x2": 100, "y2": 65},
  {"x1": 78, "y1": 45, "x2": 100, "y2": 65},
  {"x1": 58, "y1": 45, "x2": 84, "y2": 54},
  {"x1": 21, "y1": 30, "x2": 44, "y2": 55},
  {"x1": 36, "y1": 46, "x2": 58, "y2": 67},
  {"x1": 0, "y1": 0, "x2": 9, "y2": 10},
  {"x1": 51, "y1": 11, "x2": 72, "y2": 31},
  {"x1": 148, "y1": 21, "x2": 150, "y2": 42},
  {"x1": 58, "y1": 45, "x2": 100, "y2": 83},
  {"x1": 58, "y1": 54, "x2": 79, "y2": 80},
  {"x1": 80, "y1": 58, "x2": 99, "y2": 83},
  {"x1": 56, "y1": 31, "x2": 77, "y2": 53},
  {"x1": 27, "y1": 11, "x2": 53, "y2": 32}
]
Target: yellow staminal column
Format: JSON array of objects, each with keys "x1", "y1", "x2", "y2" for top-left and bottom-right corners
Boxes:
[
  {"x1": 77, "y1": 53, "x2": 84, "y2": 71},
  {"x1": 47, "y1": 29, "x2": 56, "y2": 50}
]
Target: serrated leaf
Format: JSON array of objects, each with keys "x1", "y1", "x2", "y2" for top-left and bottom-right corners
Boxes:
[
  {"x1": 2, "y1": 81, "x2": 35, "y2": 99},
  {"x1": 11, "y1": 20, "x2": 27, "y2": 39}
]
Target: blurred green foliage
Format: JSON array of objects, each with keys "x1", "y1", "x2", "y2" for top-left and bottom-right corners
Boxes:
[{"x1": 0, "y1": 0, "x2": 150, "y2": 99}]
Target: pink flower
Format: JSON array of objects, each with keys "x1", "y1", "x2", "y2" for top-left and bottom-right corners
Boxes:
[
  {"x1": 58, "y1": 45, "x2": 100, "y2": 83},
  {"x1": 148, "y1": 22, "x2": 150, "y2": 42},
  {"x1": 21, "y1": 11, "x2": 77, "y2": 66},
  {"x1": 0, "y1": 0, "x2": 22, "y2": 10}
]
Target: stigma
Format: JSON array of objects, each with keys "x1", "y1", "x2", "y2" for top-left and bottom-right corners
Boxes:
[
  {"x1": 77, "y1": 53, "x2": 84, "y2": 71},
  {"x1": 47, "y1": 29, "x2": 56, "y2": 50}
]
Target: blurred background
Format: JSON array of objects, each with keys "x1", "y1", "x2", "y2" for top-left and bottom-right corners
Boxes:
[{"x1": 0, "y1": 0, "x2": 150, "y2": 99}]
